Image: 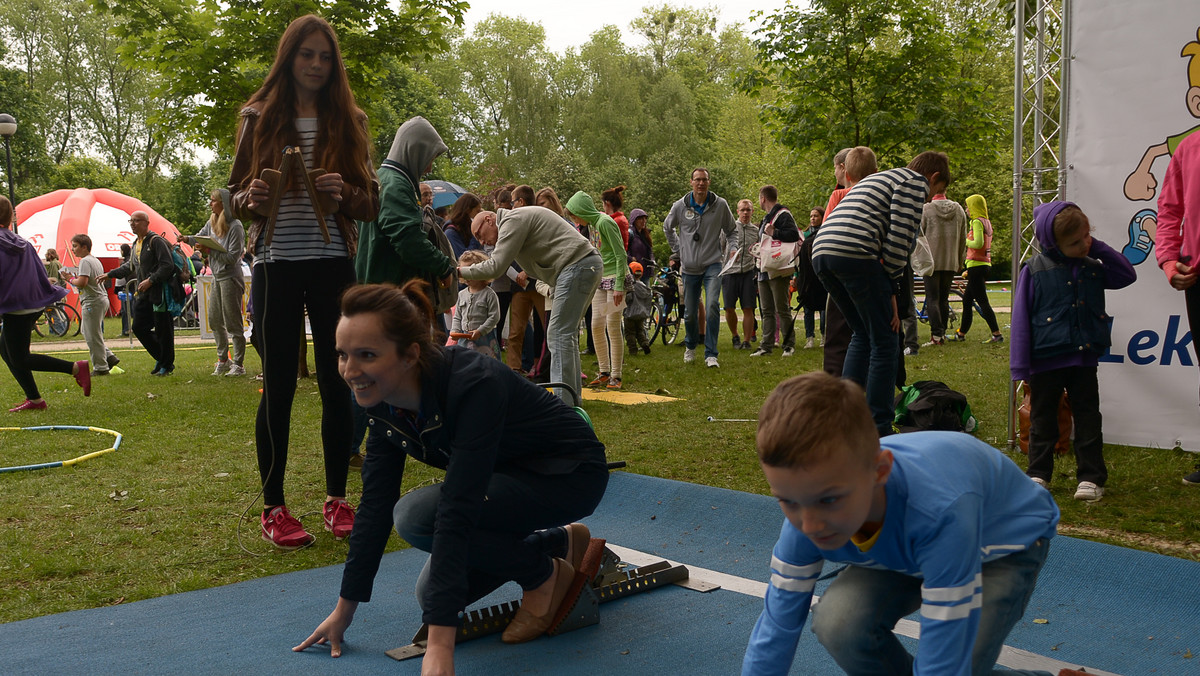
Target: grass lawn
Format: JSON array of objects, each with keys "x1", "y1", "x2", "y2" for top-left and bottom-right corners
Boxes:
[{"x1": 2, "y1": 304, "x2": 1198, "y2": 625}]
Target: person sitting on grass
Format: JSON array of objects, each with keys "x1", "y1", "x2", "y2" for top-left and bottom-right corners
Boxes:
[
  {"x1": 451, "y1": 249, "x2": 501, "y2": 358},
  {"x1": 296, "y1": 281, "x2": 607, "y2": 672},
  {"x1": 743, "y1": 371, "x2": 1060, "y2": 676}
]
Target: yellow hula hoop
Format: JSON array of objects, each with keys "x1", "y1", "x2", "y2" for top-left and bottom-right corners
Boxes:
[{"x1": 0, "y1": 425, "x2": 123, "y2": 473}]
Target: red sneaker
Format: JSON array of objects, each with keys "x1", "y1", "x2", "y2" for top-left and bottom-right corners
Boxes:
[
  {"x1": 323, "y1": 498, "x2": 356, "y2": 540},
  {"x1": 9, "y1": 399, "x2": 48, "y2": 412},
  {"x1": 261, "y1": 506, "x2": 314, "y2": 550},
  {"x1": 74, "y1": 361, "x2": 91, "y2": 396}
]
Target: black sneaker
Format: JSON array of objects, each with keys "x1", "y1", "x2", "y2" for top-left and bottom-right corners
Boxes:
[
  {"x1": 1184, "y1": 470, "x2": 1200, "y2": 486},
  {"x1": 106, "y1": 354, "x2": 120, "y2": 369},
  {"x1": 731, "y1": 336, "x2": 742, "y2": 350}
]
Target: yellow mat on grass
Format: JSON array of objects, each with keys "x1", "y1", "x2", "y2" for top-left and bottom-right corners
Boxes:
[{"x1": 579, "y1": 389, "x2": 681, "y2": 405}]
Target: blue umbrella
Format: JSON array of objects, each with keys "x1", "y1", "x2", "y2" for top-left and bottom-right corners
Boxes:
[{"x1": 426, "y1": 180, "x2": 467, "y2": 210}]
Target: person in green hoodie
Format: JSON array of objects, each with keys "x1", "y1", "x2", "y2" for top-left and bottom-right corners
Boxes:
[
  {"x1": 565, "y1": 191, "x2": 629, "y2": 390},
  {"x1": 356, "y1": 116, "x2": 456, "y2": 330},
  {"x1": 952, "y1": 194, "x2": 1004, "y2": 343}
]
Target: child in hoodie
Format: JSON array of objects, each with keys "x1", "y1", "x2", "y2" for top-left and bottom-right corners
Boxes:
[
  {"x1": 565, "y1": 191, "x2": 628, "y2": 390},
  {"x1": 953, "y1": 195, "x2": 1004, "y2": 343},
  {"x1": 1011, "y1": 202, "x2": 1136, "y2": 502}
]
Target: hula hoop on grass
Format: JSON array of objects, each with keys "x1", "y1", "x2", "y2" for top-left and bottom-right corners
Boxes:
[{"x1": 0, "y1": 425, "x2": 123, "y2": 473}]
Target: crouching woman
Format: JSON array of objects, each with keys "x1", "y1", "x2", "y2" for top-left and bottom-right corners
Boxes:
[{"x1": 296, "y1": 281, "x2": 608, "y2": 674}]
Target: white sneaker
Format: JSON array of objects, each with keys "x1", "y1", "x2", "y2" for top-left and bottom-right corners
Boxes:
[
  {"x1": 1073, "y1": 481, "x2": 1103, "y2": 502},
  {"x1": 781, "y1": 347, "x2": 795, "y2": 357},
  {"x1": 705, "y1": 356, "x2": 719, "y2": 368},
  {"x1": 1030, "y1": 476, "x2": 1049, "y2": 489},
  {"x1": 226, "y1": 364, "x2": 246, "y2": 377},
  {"x1": 684, "y1": 348, "x2": 696, "y2": 363},
  {"x1": 804, "y1": 338, "x2": 814, "y2": 349},
  {"x1": 211, "y1": 361, "x2": 230, "y2": 376}
]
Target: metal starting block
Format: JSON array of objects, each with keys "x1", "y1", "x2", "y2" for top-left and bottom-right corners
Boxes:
[{"x1": 385, "y1": 541, "x2": 717, "y2": 662}]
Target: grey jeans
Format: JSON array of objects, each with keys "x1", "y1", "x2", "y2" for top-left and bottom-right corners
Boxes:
[
  {"x1": 79, "y1": 297, "x2": 115, "y2": 371},
  {"x1": 548, "y1": 252, "x2": 603, "y2": 403},
  {"x1": 209, "y1": 276, "x2": 247, "y2": 366}
]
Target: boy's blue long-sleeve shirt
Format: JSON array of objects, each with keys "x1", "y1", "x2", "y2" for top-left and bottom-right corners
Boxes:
[{"x1": 742, "y1": 432, "x2": 1059, "y2": 676}]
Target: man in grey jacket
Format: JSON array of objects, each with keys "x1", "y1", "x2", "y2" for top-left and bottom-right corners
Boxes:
[{"x1": 663, "y1": 167, "x2": 736, "y2": 367}]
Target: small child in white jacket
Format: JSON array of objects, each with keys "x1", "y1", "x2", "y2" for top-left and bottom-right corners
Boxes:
[{"x1": 452, "y1": 250, "x2": 501, "y2": 358}]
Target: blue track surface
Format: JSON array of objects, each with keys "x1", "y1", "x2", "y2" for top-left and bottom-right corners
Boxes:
[{"x1": 3, "y1": 472, "x2": 1197, "y2": 675}]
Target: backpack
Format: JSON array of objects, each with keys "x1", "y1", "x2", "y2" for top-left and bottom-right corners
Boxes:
[
  {"x1": 171, "y1": 245, "x2": 194, "y2": 285},
  {"x1": 894, "y1": 380, "x2": 977, "y2": 433}
]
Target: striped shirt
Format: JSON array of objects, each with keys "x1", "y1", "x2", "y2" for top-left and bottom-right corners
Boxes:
[
  {"x1": 254, "y1": 118, "x2": 347, "y2": 263},
  {"x1": 811, "y1": 167, "x2": 929, "y2": 278}
]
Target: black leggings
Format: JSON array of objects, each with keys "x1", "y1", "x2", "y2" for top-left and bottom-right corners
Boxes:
[
  {"x1": 960, "y1": 265, "x2": 999, "y2": 336},
  {"x1": 252, "y1": 258, "x2": 355, "y2": 506},
  {"x1": 1, "y1": 311, "x2": 74, "y2": 400}
]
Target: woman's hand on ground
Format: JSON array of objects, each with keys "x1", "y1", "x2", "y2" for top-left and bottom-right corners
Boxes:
[
  {"x1": 293, "y1": 598, "x2": 358, "y2": 657},
  {"x1": 421, "y1": 626, "x2": 456, "y2": 675}
]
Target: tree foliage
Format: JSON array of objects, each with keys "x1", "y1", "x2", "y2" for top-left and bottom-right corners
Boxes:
[{"x1": 95, "y1": 0, "x2": 468, "y2": 153}]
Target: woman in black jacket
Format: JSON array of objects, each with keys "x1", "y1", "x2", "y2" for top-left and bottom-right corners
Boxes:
[{"x1": 297, "y1": 281, "x2": 607, "y2": 672}]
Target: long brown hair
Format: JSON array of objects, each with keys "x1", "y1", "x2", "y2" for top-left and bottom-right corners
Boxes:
[
  {"x1": 340, "y1": 281, "x2": 443, "y2": 377},
  {"x1": 535, "y1": 187, "x2": 564, "y2": 216},
  {"x1": 448, "y1": 193, "x2": 482, "y2": 234},
  {"x1": 234, "y1": 14, "x2": 373, "y2": 192}
]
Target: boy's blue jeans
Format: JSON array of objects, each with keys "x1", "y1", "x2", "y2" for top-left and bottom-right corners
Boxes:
[
  {"x1": 810, "y1": 538, "x2": 1053, "y2": 675},
  {"x1": 814, "y1": 255, "x2": 897, "y2": 436},
  {"x1": 683, "y1": 262, "x2": 722, "y2": 358}
]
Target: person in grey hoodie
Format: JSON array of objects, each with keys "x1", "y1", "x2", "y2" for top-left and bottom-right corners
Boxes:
[
  {"x1": 181, "y1": 189, "x2": 248, "y2": 375},
  {"x1": 663, "y1": 167, "x2": 736, "y2": 367},
  {"x1": 919, "y1": 192, "x2": 967, "y2": 344}
]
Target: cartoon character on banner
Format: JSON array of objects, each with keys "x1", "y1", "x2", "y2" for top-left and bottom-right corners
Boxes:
[{"x1": 1121, "y1": 27, "x2": 1200, "y2": 265}]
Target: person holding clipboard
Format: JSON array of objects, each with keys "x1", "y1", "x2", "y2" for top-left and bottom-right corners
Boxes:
[{"x1": 179, "y1": 189, "x2": 247, "y2": 376}]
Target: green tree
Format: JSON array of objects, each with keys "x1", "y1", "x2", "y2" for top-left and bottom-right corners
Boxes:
[
  {"x1": 97, "y1": 0, "x2": 468, "y2": 152},
  {"x1": 751, "y1": 0, "x2": 961, "y2": 165},
  {"x1": 449, "y1": 15, "x2": 561, "y2": 178}
]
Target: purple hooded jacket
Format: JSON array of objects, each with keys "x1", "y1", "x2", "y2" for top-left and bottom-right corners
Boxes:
[
  {"x1": 1, "y1": 227, "x2": 67, "y2": 315},
  {"x1": 1009, "y1": 201, "x2": 1136, "y2": 381}
]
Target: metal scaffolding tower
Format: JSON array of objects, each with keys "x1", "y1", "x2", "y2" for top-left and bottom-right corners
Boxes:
[{"x1": 1008, "y1": 0, "x2": 1071, "y2": 449}]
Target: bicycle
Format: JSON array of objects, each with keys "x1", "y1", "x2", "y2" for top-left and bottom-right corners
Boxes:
[
  {"x1": 647, "y1": 263, "x2": 683, "y2": 345},
  {"x1": 914, "y1": 276, "x2": 984, "y2": 330},
  {"x1": 33, "y1": 300, "x2": 82, "y2": 338}
]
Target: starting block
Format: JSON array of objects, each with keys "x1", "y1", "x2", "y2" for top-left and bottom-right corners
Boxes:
[{"x1": 385, "y1": 538, "x2": 719, "y2": 661}]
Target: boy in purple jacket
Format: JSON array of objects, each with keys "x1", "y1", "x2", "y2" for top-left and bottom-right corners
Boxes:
[{"x1": 1011, "y1": 201, "x2": 1136, "y2": 501}]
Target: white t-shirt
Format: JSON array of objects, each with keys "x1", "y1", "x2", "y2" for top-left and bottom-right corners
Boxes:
[{"x1": 77, "y1": 255, "x2": 107, "y2": 304}]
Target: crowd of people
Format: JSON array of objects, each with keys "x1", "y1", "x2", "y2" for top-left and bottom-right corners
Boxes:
[{"x1": 4, "y1": 11, "x2": 1194, "y2": 675}]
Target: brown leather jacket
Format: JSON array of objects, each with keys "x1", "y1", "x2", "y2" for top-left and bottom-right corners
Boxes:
[{"x1": 228, "y1": 105, "x2": 379, "y2": 257}]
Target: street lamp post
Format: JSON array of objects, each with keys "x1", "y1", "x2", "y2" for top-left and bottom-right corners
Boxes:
[{"x1": 0, "y1": 114, "x2": 16, "y2": 233}]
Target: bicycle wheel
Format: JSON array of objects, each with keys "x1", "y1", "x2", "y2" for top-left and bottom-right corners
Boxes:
[
  {"x1": 947, "y1": 290, "x2": 964, "y2": 330},
  {"x1": 646, "y1": 293, "x2": 664, "y2": 344},
  {"x1": 46, "y1": 306, "x2": 70, "y2": 337},
  {"x1": 661, "y1": 302, "x2": 681, "y2": 345},
  {"x1": 63, "y1": 303, "x2": 82, "y2": 337}
]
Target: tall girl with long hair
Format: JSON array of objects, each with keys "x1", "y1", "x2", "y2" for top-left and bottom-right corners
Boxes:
[{"x1": 229, "y1": 14, "x2": 380, "y2": 549}]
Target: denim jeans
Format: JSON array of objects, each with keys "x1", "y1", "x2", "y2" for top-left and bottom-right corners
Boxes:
[
  {"x1": 815, "y1": 256, "x2": 898, "y2": 436},
  {"x1": 548, "y1": 252, "x2": 602, "y2": 402},
  {"x1": 395, "y1": 461, "x2": 609, "y2": 613},
  {"x1": 683, "y1": 262, "x2": 722, "y2": 358},
  {"x1": 810, "y1": 538, "x2": 1053, "y2": 675}
]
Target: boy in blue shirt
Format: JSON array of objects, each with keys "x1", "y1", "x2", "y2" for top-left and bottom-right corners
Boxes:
[{"x1": 743, "y1": 372, "x2": 1060, "y2": 675}]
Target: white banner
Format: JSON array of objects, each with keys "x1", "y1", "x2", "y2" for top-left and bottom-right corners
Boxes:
[{"x1": 1066, "y1": 3, "x2": 1200, "y2": 449}]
